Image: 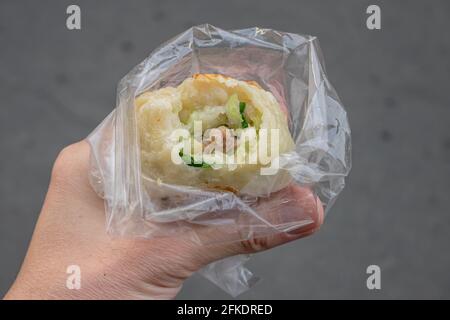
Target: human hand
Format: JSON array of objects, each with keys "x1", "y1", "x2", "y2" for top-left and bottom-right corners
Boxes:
[{"x1": 4, "y1": 140, "x2": 323, "y2": 300}]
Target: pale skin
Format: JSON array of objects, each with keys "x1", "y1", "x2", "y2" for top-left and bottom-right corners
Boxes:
[{"x1": 4, "y1": 140, "x2": 324, "y2": 299}]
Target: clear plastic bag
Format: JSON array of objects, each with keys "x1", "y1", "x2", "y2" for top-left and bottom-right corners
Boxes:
[{"x1": 87, "y1": 24, "x2": 351, "y2": 297}]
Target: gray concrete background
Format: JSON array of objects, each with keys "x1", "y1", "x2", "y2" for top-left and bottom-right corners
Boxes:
[{"x1": 1, "y1": 0, "x2": 449, "y2": 299}]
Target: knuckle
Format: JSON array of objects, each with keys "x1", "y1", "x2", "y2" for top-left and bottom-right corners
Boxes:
[
  {"x1": 238, "y1": 237, "x2": 271, "y2": 253},
  {"x1": 52, "y1": 147, "x2": 73, "y2": 179},
  {"x1": 51, "y1": 142, "x2": 85, "y2": 183}
]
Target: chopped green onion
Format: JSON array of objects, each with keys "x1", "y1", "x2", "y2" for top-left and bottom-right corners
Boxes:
[
  {"x1": 239, "y1": 102, "x2": 249, "y2": 128},
  {"x1": 226, "y1": 95, "x2": 250, "y2": 129},
  {"x1": 225, "y1": 94, "x2": 242, "y2": 128},
  {"x1": 239, "y1": 102, "x2": 246, "y2": 113},
  {"x1": 179, "y1": 149, "x2": 211, "y2": 168}
]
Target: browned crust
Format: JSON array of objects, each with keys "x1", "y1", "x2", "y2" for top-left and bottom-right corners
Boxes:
[
  {"x1": 192, "y1": 73, "x2": 262, "y2": 89},
  {"x1": 204, "y1": 183, "x2": 239, "y2": 194}
]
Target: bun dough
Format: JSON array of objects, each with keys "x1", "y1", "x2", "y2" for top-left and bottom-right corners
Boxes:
[{"x1": 136, "y1": 74, "x2": 295, "y2": 195}]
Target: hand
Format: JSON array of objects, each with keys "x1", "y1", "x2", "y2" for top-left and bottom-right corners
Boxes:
[{"x1": 4, "y1": 140, "x2": 323, "y2": 300}]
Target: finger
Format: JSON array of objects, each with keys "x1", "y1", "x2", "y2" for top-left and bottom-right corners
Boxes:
[{"x1": 187, "y1": 184, "x2": 324, "y2": 266}]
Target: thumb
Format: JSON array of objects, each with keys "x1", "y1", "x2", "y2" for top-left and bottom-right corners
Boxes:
[{"x1": 186, "y1": 185, "x2": 324, "y2": 267}]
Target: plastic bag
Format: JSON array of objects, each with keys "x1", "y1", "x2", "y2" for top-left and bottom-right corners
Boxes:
[{"x1": 87, "y1": 24, "x2": 351, "y2": 297}]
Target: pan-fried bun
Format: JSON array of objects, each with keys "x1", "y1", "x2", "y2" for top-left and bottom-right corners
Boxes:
[{"x1": 136, "y1": 74, "x2": 295, "y2": 195}]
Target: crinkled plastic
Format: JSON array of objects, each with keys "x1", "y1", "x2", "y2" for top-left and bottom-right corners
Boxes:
[{"x1": 87, "y1": 24, "x2": 351, "y2": 297}]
